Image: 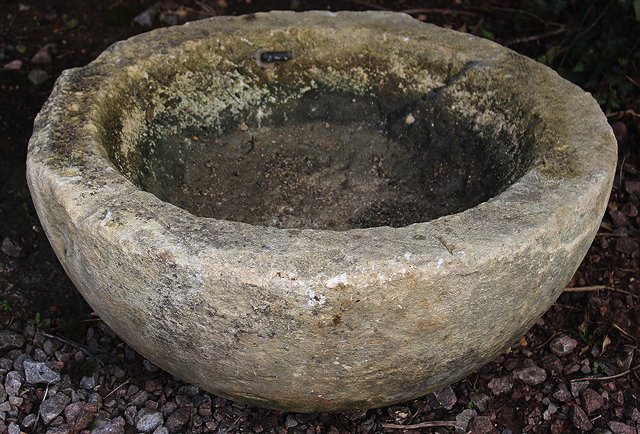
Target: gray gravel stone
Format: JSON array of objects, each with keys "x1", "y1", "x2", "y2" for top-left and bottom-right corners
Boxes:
[
  {"x1": 487, "y1": 375, "x2": 514, "y2": 395},
  {"x1": 550, "y1": 334, "x2": 578, "y2": 356},
  {"x1": 608, "y1": 421, "x2": 637, "y2": 434},
  {"x1": 543, "y1": 402, "x2": 558, "y2": 420},
  {"x1": 92, "y1": 419, "x2": 125, "y2": 434},
  {"x1": 33, "y1": 348, "x2": 48, "y2": 362},
  {"x1": 469, "y1": 416, "x2": 493, "y2": 433},
  {"x1": 553, "y1": 383, "x2": 572, "y2": 402},
  {"x1": 0, "y1": 331, "x2": 24, "y2": 352},
  {"x1": 79, "y1": 375, "x2": 96, "y2": 390},
  {"x1": 4, "y1": 371, "x2": 22, "y2": 396},
  {"x1": 7, "y1": 422, "x2": 19, "y2": 434},
  {"x1": 571, "y1": 381, "x2": 590, "y2": 398},
  {"x1": 0, "y1": 237, "x2": 24, "y2": 258},
  {"x1": 22, "y1": 413, "x2": 37, "y2": 428},
  {"x1": 131, "y1": 390, "x2": 149, "y2": 407},
  {"x1": 136, "y1": 410, "x2": 163, "y2": 432},
  {"x1": 434, "y1": 386, "x2": 457, "y2": 410},
  {"x1": 153, "y1": 428, "x2": 169, "y2": 434},
  {"x1": 581, "y1": 388, "x2": 604, "y2": 414},
  {"x1": 469, "y1": 392, "x2": 490, "y2": 413},
  {"x1": 571, "y1": 405, "x2": 593, "y2": 431},
  {"x1": 0, "y1": 385, "x2": 6, "y2": 402},
  {"x1": 513, "y1": 366, "x2": 547, "y2": 386},
  {"x1": 40, "y1": 393, "x2": 71, "y2": 424},
  {"x1": 23, "y1": 359, "x2": 60, "y2": 384},
  {"x1": 27, "y1": 69, "x2": 49, "y2": 86},
  {"x1": 455, "y1": 409, "x2": 477, "y2": 433},
  {"x1": 285, "y1": 414, "x2": 298, "y2": 428},
  {"x1": 165, "y1": 407, "x2": 191, "y2": 433}
]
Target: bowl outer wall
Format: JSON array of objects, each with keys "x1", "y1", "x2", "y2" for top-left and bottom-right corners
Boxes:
[{"x1": 26, "y1": 11, "x2": 617, "y2": 411}]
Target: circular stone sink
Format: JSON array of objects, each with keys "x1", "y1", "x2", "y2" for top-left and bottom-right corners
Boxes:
[{"x1": 27, "y1": 11, "x2": 616, "y2": 411}]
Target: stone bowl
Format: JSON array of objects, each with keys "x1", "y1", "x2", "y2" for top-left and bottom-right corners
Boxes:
[{"x1": 27, "y1": 11, "x2": 616, "y2": 412}]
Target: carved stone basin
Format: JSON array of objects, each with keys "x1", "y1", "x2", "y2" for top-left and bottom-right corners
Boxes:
[{"x1": 27, "y1": 11, "x2": 616, "y2": 411}]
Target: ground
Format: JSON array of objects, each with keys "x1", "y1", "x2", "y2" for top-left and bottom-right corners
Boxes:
[{"x1": 0, "y1": 0, "x2": 639, "y2": 433}]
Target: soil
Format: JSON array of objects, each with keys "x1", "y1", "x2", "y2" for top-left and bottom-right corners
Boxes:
[
  {"x1": 1, "y1": 1, "x2": 639, "y2": 433},
  {"x1": 135, "y1": 92, "x2": 508, "y2": 230}
]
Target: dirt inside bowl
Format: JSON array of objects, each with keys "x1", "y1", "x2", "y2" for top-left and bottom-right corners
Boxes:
[{"x1": 130, "y1": 90, "x2": 525, "y2": 230}]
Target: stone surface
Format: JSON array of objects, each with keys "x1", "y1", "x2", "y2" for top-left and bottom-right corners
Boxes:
[
  {"x1": 488, "y1": 376, "x2": 514, "y2": 396},
  {"x1": 23, "y1": 360, "x2": 61, "y2": 384},
  {"x1": 135, "y1": 410, "x2": 163, "y2": 432},
  {"x1": 469, "y1": 416, "x2": 494, "y2": 433},
  {"x1": 469, "y1": 392, "x2": 490, "y2": 413},
  {"x1": 434, "y1": 386, "x2": 457, "y2": 410},
  {"x1": 165, "y1": 407, "x2": 190, "y2": 433},
  {"x1": 571, "y1": 405, "x2": 593, "y2": 431},
  {"x1": 26, "y1": 10, "x2": 617, "y2": 412},
  {"x1": 513, "y1": 366, "x2": 547, "y2": 386},
  {"x1": 553, "y1": 384, "x2": 572, "y2": 402},
  {"x1": 40, "y1": 392, "x2": 71, "y2": 424},
  {"x1": 4, "y1": 371, "x2": 22, "y2": 396},
  {"x1": 581, "y1": 388, "x2": 604, "y2": 414},
  {"x1": 0, "y1": 331, "x2": 24, "y2": 352},
  {"x1": 608, "y1": 421, "x2": 637, "y2": 434},
  {"x1": 455, "y1": 409, "x2": 477, "y2": 433},
  {"x1": 550, "y1": 335, "x2": 578, "y2": 356}
]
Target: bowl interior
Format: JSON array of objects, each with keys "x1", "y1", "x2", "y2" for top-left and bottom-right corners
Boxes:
[{"x1": 98, "y1": 32, "x2": 536, "y2": 230}]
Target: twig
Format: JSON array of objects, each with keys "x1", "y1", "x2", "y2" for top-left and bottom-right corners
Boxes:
[
  {"x1": 104, "y1": 377, "x2": 131, "y2": 399},
  {"x1": 505, "y1": 27, "x2": 567, "y2": 46},
  {"x1": 570, "y1": 364, "x2": 639, "y2": 382},
  {"x1": 612, "y1": 323, "x2": 638, "y2": 342},
  {"x1": 564, "y1": 285, "x2": 606, "y2": 293},
  {"x1": 535, "y1": 331, "x2": 560, "y2": 350},
  {"x1": 563, "y1": 286, "x2": 640, "y2": 299},
  {"x1": 606, "y1": 109, "x2": 640, "y2": 119},
  {"x1": 36, "y1": 382, "x2": 50, "y2": 427},
  {"x1": 380, "y1": 421, "x2": 458, "y2": 429},
  {"x1": 227, "y1": 414, "x2": 244, "y2": 433},
  {"x1": 41, "y1": 331, "x2": 104, "y2": 365}
]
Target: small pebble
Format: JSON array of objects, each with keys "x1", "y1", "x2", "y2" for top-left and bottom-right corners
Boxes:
[
  {"x1": 550, "y1": 335, "x2": 578, "y2": 356},
  {"x1": 581, "y1": 388, "x2": 604, "y2": 414},
  {"x1": 40, "y1": 392, "x2": 71, "y2": 424},
  {"x1": 23, "y1": 359, "x2": 61, "y2": 384},
  {"x1": 571, "y1": 405, "x2": 593, "y2": 431},
  {"x1": 4, "y1": 371, "x2": 22, "y2": 396},
  {"x1": 434, "y1": 386, "x2": 457, "y2": 410},
  {"x1": 487, "y1": 375, "x2": 513, "y2": 395},
  {"x1": 513, "y1": 366, "x2": 547, "y2": 386},
  {"x1": 136, "y1": 410, "x2": 163, "y2": 433},
  {"x1": 0, "y1": 331, "x2": 24, "y2": 352},
  {"x1": 455, "y1": 409, "x2": 477, "y2": 433},
  {"x1": 28, "y1": 69, "x2": 49, "y2": 86},
  {"x1": 608, "y1": 421, "x2": 637, "y2": 434}
]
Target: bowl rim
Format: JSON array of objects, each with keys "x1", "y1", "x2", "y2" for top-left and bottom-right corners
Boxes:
[{"x1": 27, "y1": 9, "x2": 616, "y2": 268}]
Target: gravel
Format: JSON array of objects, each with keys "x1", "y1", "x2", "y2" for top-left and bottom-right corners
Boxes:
[
  {"x1": 582, "y1": 388, "x2": 605, "y2": 414},
  {"x1": 39, "y1": 392, "x2": 71, "y2": 424},
  {"x1": 23, "y1": 359, "x2": 60, "y2": 384},
  {"x1": 434, "y1": 385, "x2": 457, "y2": 410},
  {"x1": 572, "y1": 405, "x2": 594, "y2": 431},
  {"x1": 4, "y1": 371, "x2": 22, "y2": 396},
  {"x1": 0, "y1": 331, "x2": 24, "y2": 352},
  {"x1": 513, "y1": 366, "x2": 548, "y2": 386},
  {"x1": 487, "y1": 375, "x2": 514, "y2": 395},
  {"x1": 550, "y1": 334, "x2": 578, "y2": 356}
]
